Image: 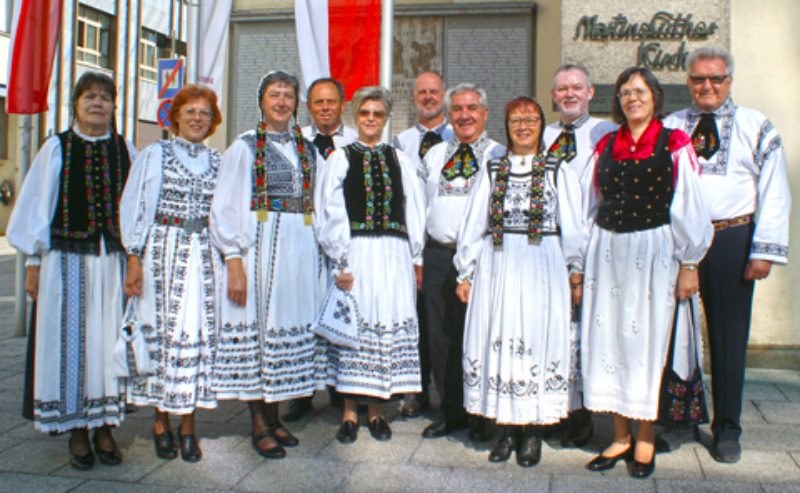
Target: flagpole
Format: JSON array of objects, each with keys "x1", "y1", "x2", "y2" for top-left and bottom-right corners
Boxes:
[
  {"x1": 379, "y1": 0, "x2": 393, "y2": 143},
  {"x1": 186, "y1": 0, "x2": 200, "y2": 84},
  {"x1": 14, "y1": 114, "x2": 32, "y2": 337}
]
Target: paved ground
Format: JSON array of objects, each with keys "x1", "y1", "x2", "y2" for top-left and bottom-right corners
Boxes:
[{"x1": 0, "y1": 238, "x2": 799, "y2": 492}]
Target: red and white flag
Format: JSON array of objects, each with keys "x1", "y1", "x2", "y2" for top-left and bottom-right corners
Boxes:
[
  {"x1": 295, "y1": 0, "x2": 381, "y2": 100},
  {"x1": 6, "y1": 0, "x2": 62, "y2": 114}
]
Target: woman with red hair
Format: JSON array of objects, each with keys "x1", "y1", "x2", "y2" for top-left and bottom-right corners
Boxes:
[
  {"x1": 454, "y1": 96, "x2": 584, "y2": 467},
  {"x1": 120, "y1": 84, "x2": 223, "y2": 462}
]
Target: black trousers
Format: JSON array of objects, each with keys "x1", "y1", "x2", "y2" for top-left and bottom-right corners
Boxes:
[
  {"x1": 416, "y1": 292, "x2": 431, "y2": 396},
  {"x1": 699, "y1": 223, "x2": 755, "y2": 441},
  {"x1": 422, "y1": 240, "x2": 466, "y2": 421}
]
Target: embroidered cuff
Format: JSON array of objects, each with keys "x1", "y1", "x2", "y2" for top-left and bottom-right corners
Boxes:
[
  {"x1": 568, "y1": 263, "x2": 584, "y2": 275},
  {"x1": 456, "y1": 271, "x2": 473, "y2": 283},
  {"x1": 331, "y1": 255, "x2": 349, "y2": 273},
  {"x1": 750, "y1": 242, "x2": 788, "y2": 261},
  {"x1": 126, "y1": 247, "x2": 142, "y2": 257}
]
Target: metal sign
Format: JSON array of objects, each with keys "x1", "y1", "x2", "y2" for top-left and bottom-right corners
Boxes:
[
  {"x1": 157, "y1": 99, "x2": 172, "y2": 129},
  {"x1": 158, "y1": 58, "x2": 184, "y2": 99}
]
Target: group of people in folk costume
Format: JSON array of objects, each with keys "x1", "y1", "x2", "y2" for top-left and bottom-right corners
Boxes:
[{"x1": 7, "y1": 45, "x2": 789, "y2": 479}]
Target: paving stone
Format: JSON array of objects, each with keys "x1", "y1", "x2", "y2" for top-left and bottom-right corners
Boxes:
[
  {"x1": 341, "y1": 463, "x2": 460, "y2": 493},
  {"x1": 237, "y1": 458, "x2": 355, "y2": 492},
  {"x1": 740, "y1": 422, "x2": 800, "y2": 451},
  {"x1": 410, "y1": 432, "x2": 510, "y2": 470},
  {"x1": 761, "y1": 483, "x2": 800, "y2": 493},
  {"x1": 318, "y1": 428, "x2": 420, "y2": 464},
  {"x1": 0, "y1": 472, "x2": 83, "y2": 493},
  {"x1": 655, "y1": 478, "x2": 761, "y2": 493},
  {"x1": 443, "y1": 464, "x2": 550, "y2": 493},
  {"x1": 139, "y1": 436, "x2": 262, "y2": 489},
  {"x1": 0, "y1": 436, "x2": 71, "y2": 474},
  {"x1": 0, "y1": 412, "x2": 26, "y2": 434},
  {"x1": 69, "y1": 479, "x2": 175, "y2": 493},
  {"x1": 51, "y1": 442, "x2": 166, "y2": 482},
  {"x1": 550, "y1": 473, "x2": 656, "y2": 492},
  {"x1": 739, "y1": 399, "x2": 768, "y2": 424},
  {"x1": 698, "y1": 449, "x2": 800, "y2": 483},
  {"x1": 754, "y1": 401, "x2": 800, "y2": 425}
]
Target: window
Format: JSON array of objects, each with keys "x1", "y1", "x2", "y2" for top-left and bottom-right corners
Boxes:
[
  {"x1": 139, "y1": 30, "x2": 158, "y2": 81},
  {"x1": 76, "y1": 6, "x2": 114, "y2": 69}
]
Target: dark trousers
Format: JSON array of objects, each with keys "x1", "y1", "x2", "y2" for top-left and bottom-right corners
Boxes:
[
  {"x1": 699, "y1": 223, "x2": 755, "y2": 441},
  {"x1": 422, "y1": 240, "x2": 466, "y2": 421},
  {"x1": 416, "y1": 293, "x2": 431, "y2": 396}
]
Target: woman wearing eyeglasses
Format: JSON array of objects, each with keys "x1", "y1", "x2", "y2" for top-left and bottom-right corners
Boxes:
[
  {"x1": 315, "y1": 86, "x2": 425, "y2": 444},
  {"x1": 120, "y1": 84, "x2": 223, "y2": 462},
  {"x1": 580, "y1": 67, "x2": 713, "y2": 478},
  {"x1": 453, "y1": 96, "x2": 584, "y2": 467}
]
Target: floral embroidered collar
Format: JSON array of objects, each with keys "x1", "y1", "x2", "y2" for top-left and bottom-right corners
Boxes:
[
  {"x1": 687, "y1": 97, "x2": 736, "y2": 118},
  {"x1": 265, "y1": 130, "x2": 294, "y2": 144},
  {"x1": 353, "y1": 141, "x2": 387, "y2": 152},
  {"x1": 559, "y1": 113, "x2": 590, "y2": 129},
  {"x1": 611, "y1": 119, "x2": 664, "y2": 161},
  {"x1": 173, "y1": 136, "x2": 206, "y2": 158},
  {"x1": 415, "y1": 120, "x2": 449, "y2": 135},
  {"x1": 309, "y1": 123, "x2": 345, "y2": 138},
  {"x1": 71, "y1": 125, "x2": 111, "y2": 142}
]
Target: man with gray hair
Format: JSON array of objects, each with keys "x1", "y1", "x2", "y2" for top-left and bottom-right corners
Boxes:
[
  {"x1": 392, "y1": 71, "x2": 454, "y2": 418},
  {"x1": 301, "y1": 77, "x2": 358, "y2": 160},
  {"x1": 419, "y1": 83, "x2": 505, "y2": 441},
  {"x1": 543, "y1": 63, "x2": 616, "y2": 448},
  {"x1": 658, "y1": 46, "x2": 790, "y2": 463}
]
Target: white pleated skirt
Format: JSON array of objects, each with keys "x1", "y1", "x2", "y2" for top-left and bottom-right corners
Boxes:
[
  {"x1": 212, "y1": 212, "x2": 327, "y2": 402},
  {"x1": 325, "y1": 234, "x2": 422, "y2": 400},
  {"x1": 462, "y1": 234, "x2": 572, "y2": 425}
]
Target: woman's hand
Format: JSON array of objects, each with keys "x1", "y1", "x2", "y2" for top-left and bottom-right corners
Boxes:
[
  {"x1": 124, "y1": 255, "x2": 144, "y2": 297},
  {"x1": 226, "y1": 258, "x2": 247, "y2": 306},
  {"x1": 24, "y1": 265, "x2": 40, "y2": 301},
  {"x1": 569, "y1": 273, "x2": 583, "y2": 306},
  {"x1": 414, "y1": 265, "x2": 423, "y2": 291},
  {"x1": 455, "y1": 280, "x2": 471, "y2": 304},
  {"x1": 676, "y1": 268, "x2": 699, "y2": 301},
  {"x1": 336, "y1": 272, "x2": 354, "y2": 291}
]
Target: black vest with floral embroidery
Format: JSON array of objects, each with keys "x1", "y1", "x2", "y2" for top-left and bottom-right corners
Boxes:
[
  {"x1": 595, "y1": 128, "x2": 674, "y2": 233},
  {"x1": 50, "y1": 130, "x2": 131, "y2": 254},
  {"x1": 342, "y1": 144, "x2": 407, "y2": 238}
]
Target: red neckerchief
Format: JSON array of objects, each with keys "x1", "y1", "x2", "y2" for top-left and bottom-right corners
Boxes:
[{"x1": 611, "y1": 119, "x2": 663, "y2": 161}]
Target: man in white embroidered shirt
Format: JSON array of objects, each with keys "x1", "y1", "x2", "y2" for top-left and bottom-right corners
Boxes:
[
  {"x1": 392, "y1": 71, "x2": 453, "y2": 418},
  {"x1": 543, "y1": 64, "x2": 616, "y2": 448},
  {"x1": 657, "y1": 46, "x2": 791, "y2": 464},
  {"x1": 301, "y1": 77, "x2": 358, "y2": 160},
  {"x1": 419, "y1": 83, "x2": 505, "y2": 442}
]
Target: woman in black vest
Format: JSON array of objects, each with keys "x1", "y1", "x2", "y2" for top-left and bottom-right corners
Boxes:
[
  {"x1": 315, "y1": 86, "x2": 425, "y2": 444},
  {"x1": 580, "y1": 67, "x2": 713, "y2": 478},
  {"x1": 6, "y1": 72, "x2": 136, "y2": 469}
]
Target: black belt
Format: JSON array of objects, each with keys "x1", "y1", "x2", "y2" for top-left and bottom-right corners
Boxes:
[{"x1": 426, "y1": 238, "x2": 456, "y2": 250}]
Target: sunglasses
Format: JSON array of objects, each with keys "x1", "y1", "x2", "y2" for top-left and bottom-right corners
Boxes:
[{"x1": 688, "y1": 74, "x2": 730, "y2": 85}]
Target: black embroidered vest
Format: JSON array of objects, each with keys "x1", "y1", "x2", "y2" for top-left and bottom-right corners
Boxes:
[
  {"x1": 342, "y1": 144, "x2": 407, "y2": 238},
  {"x1": 595, "y1": 128, "x2": 674, "y2": 233},
  {"x1": 50, "y1": 130, "x2": 131, "y2": 254}
]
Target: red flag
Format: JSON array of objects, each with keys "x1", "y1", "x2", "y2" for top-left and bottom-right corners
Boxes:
[
  {"x1": 296, "y1": 0, "x2": 381, "y2": 100},
  {"x1": 6, "y1": 0, "x2": 63, "y2": 114}
]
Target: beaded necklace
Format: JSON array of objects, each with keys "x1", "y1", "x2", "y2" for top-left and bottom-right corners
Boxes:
[
  {"x1": 57, "y1": 130, "x2": 121, "y2": 239},
  {"x1": 252, "y1": 123, "x2": 312, "y2": 224},
  {"x1": 490, "y1": 153, "x2": 546, "y2": 247}
]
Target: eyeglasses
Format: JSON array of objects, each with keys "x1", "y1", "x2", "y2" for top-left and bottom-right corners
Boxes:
[
  {"x1": 688, "y1": 74, "x2": 730, "y2": 85},
  {"x1": 181, "y1": 108, "x2": 213, "y2": 120},
  {"x1": 508, "y1": 116, "x2": 541, "y2": 127},
  {"x1": 617, "y1": 88, "x2": 650, "y2": 101},
  {"x1": 357, "y1": 109, "x2": 387, "y2": 118}
]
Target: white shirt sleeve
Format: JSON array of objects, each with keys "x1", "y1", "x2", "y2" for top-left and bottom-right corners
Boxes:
[
  {"x1": 6, "y1": 136, "x2": 63, "y2": 257},
  {"x1": 453, "y1": 165, "x2": 491, "y2": 281},
  {"x1": 397, "y1": 150, "x2": 426, "y2": 266},
  {"x1": 751, "y1": 130, "x2": 791, "y2": 263},
  {"x1": 669, "y1": 143, "x2": 714, "y2": 263},
  {"x1": 313, "y1": 147, "x2": 351, "y2": 271},
  {"x1": 120, "y1": 143, "x2": 163, "y2": 256},
  {"x1": 209, "y1": 137, "x2": 256, "y2": 259},
  {"x1": 557, "y1": 164, "x2": 586, "y2": 272}
]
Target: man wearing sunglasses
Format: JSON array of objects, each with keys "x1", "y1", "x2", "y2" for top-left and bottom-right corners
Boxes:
[{"x1": 659, "y1": 46, "x2": 791, "y2": 464}]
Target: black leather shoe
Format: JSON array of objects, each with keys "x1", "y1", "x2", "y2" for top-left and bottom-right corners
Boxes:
[
  {"x1": 153, "y1": 430, "x2": 178, "y2": 460},
  {"x1": 179, "y1": 434, "x2": 202, "y2": 463},
  {"x1": 283, "y1": 397, "x2": 313, "y2": 422},
  {"x1": 368, "y1": 416, "x2": 392, "y2": 441},
  {"x1": 252, "y1": 429, "x2": 286, "y2": 459},
  {"x1": 564, "y1": 408, "x2": 593, "y2": 447},
  {"x1": 422, "y1": 415, "x2": 468, "y2": 438},
  {"x1": 586, "y1": 442, "x2": 634, "y2": 471},
  {"x1": 517, "y1": 427, "x2": 542, "y2": 467},
  {"x1": 628, "y1": 453, "x2": 655, "y2": 478},
  {"x1": 336, "y1": 420, "x2": 358, "y2": 444},
  {"x1": 399, "y1": 393, "x2": 428, "y2": 418},
  {"x1": 488, "y1": 427, "x2": 518, "y2": 462},
  {"x1": 469, "y1": 416, "x2": 496, "y2": 442},
  {"x1": 68, "y1": 441, "x2": 95, "y2": 471},
  {"x1": 270, "y1": 420, "x2": 299, "y2": 447},
  {"x1": 711, "y1": 437, "x2": 742, "y2": 463},
  {"x1": 92, "y1": 431, "x2": 122, "y2": 465}
]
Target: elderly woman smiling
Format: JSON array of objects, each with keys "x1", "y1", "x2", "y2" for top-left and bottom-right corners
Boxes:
[{"x1": 315, "y1": 86, "x2": 425, "y2": 444}]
